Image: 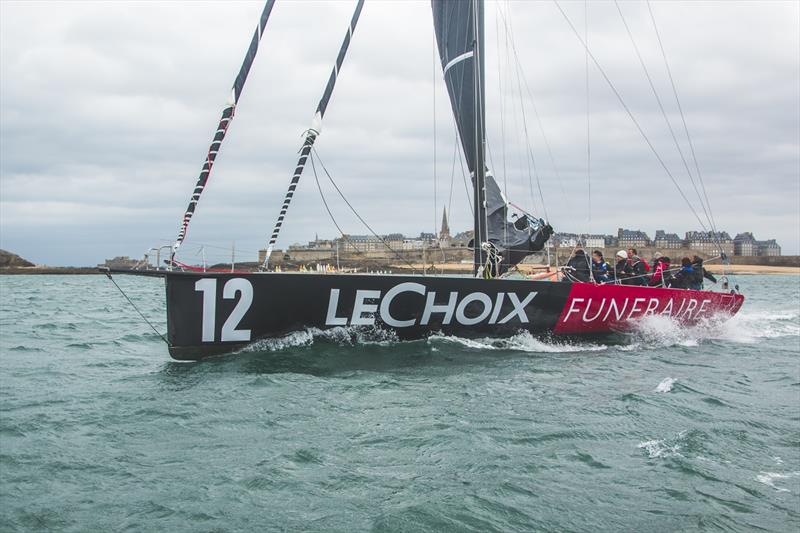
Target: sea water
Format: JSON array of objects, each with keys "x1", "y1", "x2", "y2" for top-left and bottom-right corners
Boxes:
[{"x1": 1, "y1": 274, "x2": 798, "y2": 531}]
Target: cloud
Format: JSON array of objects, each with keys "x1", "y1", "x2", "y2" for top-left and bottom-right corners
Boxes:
[{"x1": 1, "y1": 0, "x2": 798, "y2": 265}]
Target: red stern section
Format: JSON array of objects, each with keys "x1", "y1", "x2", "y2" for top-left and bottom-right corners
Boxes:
[{"x1": 553, "y1": 283, "x2": 744, "y2": 334}]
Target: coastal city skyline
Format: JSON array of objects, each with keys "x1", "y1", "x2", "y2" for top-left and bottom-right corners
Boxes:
[{"x1": 279, "y1": 219, "x2": 782, "y2": 259}]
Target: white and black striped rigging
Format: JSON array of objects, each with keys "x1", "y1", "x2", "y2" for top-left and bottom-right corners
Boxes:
[{"x1": 172, "y1": 0, "x2": 276, "y2": 259}]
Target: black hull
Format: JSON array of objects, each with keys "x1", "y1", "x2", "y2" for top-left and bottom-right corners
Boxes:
[{"x1": 161, "y1": 272, "x2": 744, "y2": 360}]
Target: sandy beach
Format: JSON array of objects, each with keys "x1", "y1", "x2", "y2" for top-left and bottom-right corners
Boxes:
[{"x1": 704, "y1": 264, "x2": 800, "y2": 275}]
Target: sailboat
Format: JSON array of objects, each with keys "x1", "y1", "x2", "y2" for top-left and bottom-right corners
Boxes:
[{"x1": 110, "y1": 0, "x2": 744, "y2": 360}]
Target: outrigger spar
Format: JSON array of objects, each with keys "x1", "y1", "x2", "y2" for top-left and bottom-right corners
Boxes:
[
  {"x1": 105, "y1": 0, "x2": 744, "y2": 360},
  {"x1": 262, "y1": 0, "x2": 365, "y2": 269},
  {"x1": 172, "y1": 0, "x2": 277, "y2": 260}
]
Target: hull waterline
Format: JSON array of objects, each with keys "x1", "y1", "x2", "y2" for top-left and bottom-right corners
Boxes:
[{"x1": 158, "y1": 271, "x2": 744, "y2": 360}]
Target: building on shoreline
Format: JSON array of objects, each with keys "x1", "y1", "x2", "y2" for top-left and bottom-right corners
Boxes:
[
  {"x1": 734, "y1": 232, "x2": 781, "y2": 256},
  {"x1": 99, "y1": 256, "x2": 141, "y2": 269},
  {"x1": 685, "y1": 231, "x2": 734, "y2": 257},
  {"x1": 617, "y1": 228, "x2": 651, "y2": 249},
  {"x1": 654, "y1": 230, "x2": 683, "y2": 249},
  {"x1": 756, "y1": 239, "x2": 781, "y2": 256},
  {"x1": 260, "y1": 226, "x2": 782, "y2": 263}
]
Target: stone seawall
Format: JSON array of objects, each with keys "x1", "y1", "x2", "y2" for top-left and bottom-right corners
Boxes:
[{"x1": 266, "y1": 246, "x2": 797, "y2": 269}]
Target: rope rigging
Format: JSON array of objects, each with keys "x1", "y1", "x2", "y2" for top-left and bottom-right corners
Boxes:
[
  {"x1": 310, "y1": 147, "x2": 418, "y2": 270},
  {"x1": 614, "y1": 0, "x2": 716, "y2": 237},
  {"x1": 585, "y1": 0, "x2": 591, "y2": 235},
  {"x1": 102, "y1": 270, "x2": 168, "y2": 345},
  {"x1": 552, "y1": 0, "x2": 716, "y2": 239},
  {"x1": 308, "y1": 150, "x2": 368, "y2": 259},
  {"x1": 497, "y1": 3, "x2": 570, "y2": 213},
  {"x1": 646, "y1": 0, "x2": 721, "y2": 241}
]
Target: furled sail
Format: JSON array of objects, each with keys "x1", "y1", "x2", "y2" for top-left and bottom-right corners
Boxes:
[
  {"x1": 171, "y1": 0, "x2": 277, "y2": 259},
  {"x1": 432, "y1": 0, "x2": 551, "y2": 275},
  {"x1": 432, "y1": 0, "x2": 484, "y2": 178},
  {"x1": 263, "y1": 0, "x2": 365, "y2": 268}
]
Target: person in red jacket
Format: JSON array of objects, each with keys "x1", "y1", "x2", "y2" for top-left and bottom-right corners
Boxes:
[{"x1": 649, "y1": 253, "x2": 672, "y2": 287}]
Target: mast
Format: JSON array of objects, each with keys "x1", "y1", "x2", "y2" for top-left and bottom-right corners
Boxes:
[
  {"x1": 433, "y1": 0, "x2": 550, "y2": 275},
  {"x1": 431, "y1": 0, "x2": 487, "y2": 276},
  {"x1": 471, "y1": 0, "x2": 487, "y2": 275},
  {"x1": 262, "y1": 0, "x2": 365, "y2": 269},
  {"x1": 172, "y1": 0, "x2": 277, "y2": 260}
]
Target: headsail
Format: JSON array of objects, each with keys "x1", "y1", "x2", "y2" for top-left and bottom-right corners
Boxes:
[
  {"x1": 262, "y1": 0, "x2": 365, "y2": 268},
  {"x1": 172, "y1": 0, "x2": 277, "y2": 259},
  {"x1": 432, "y1": 0, "x2": 551, "y2": 275}
]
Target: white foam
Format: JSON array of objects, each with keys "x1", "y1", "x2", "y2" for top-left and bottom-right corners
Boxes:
[
  {"x1": 238, "y1": 329, "x2": 315, "y2": 352},
  {"x1": 638, "y1": 438, "x2": 682, "y2": 459},
  {"x1": 655, "y1": 377, "x2": 676, "y2": 393},
  {"x1": 626, "y1": 306, "x2": 800, "y2": 349},
  {"x1": 755, "y1": 471, "x2": 800, "y2": 493},
  {"x1": 429, "y1": 330, "x2": 607, "y2": 354},
  {"x1": 638, "y1": 430, "x2": 687, "y2": 458},
  {"x1": 238, "y1": 325, "x2": 399, "y2": 353}
]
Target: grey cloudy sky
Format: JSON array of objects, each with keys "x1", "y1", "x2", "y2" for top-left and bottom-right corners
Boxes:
[{"x1": 1, "y1": 0, "x2": 798, "y2": 266}]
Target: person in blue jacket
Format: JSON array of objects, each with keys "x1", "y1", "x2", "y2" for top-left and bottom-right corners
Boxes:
[
  {"x1": 668, "y1": 257, "x2": 694, "y2": 289},
  {"x1": 690, "y1": 255, "x2": 717, "y2": 290},
  {"x1": 591, "y1": 250, "x2": 610, "y2": 282}
]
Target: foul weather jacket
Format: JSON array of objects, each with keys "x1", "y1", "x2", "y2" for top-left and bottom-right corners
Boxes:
[
  {"x1": 669, "y1": 265, "x2": 694, "y2": 289},
  {"x1": 566, "y1": 252, "x2": 592, "y2": 282}
]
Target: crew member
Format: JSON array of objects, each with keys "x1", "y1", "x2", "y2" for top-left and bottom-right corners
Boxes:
[
  {"x1": 612, "y1": 250, "x2": 632, "y2": 283},
  {"x1": 691, "y1": 255, "x2": 717, "y2": 290},
  {"x1": 591, "y1": 250, "x2": 610, "y2": 283},
  {"x1": 649, "y1": 253, "x2": 673, "y2": 287},
  {"x1": 626, "y1": 248, "x2": 649, "y2": 286},
  {"x1": 668, "y1": 257, "x2": 694, "y2": 289},
  {"x1": 564, "y1": 248, "x2": 592, "y2": 282}
]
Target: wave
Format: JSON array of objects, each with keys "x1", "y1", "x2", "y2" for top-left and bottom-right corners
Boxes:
[
  {"x1": 638, "y1": 429, "x2": 695, "y2": 459},
  {"x1": 655, "y1": 377, "x2": 676, "y2": 392},
  {"x1": 755, "y1": 471, "x2": 800, "y2": 493},
  {"x1": 638, "y1": 437, "x2": 683, "y2": 459},
  {"x1": 236, "y1": 327, "x2": 607, "y2": 355},
  {"x1": 229, "y1": 303, "x2": 798, "y2": 355},
  {"x1": 428, "y1": 330, "x2": 608, "y2": 354},
  {"x1": 626, "y1": 307, "x2": 799, "y2": 348},
  {"x1": 237, "y1": 326, "x2": 399, "y2": 353}
]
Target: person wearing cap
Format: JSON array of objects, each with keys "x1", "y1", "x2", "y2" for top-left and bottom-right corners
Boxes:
[{"x1": 611, "y1": 250, "x2": 632, "y2": 283}]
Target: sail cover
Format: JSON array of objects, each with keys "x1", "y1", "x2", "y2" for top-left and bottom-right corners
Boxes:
[{"x1": 432, "y1": 0, "x2": 551, "y2": 273}]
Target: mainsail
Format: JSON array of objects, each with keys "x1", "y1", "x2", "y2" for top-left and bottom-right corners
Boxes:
[
  {"x1": 172, "y1": 0, "x2": 277, "y2": 258},
  {"x1": 432, "y1": 0, "x2": 551, "y2": 275},
  {"x1": 263, "y1": 0, "x2": 365, "y2": 268}
]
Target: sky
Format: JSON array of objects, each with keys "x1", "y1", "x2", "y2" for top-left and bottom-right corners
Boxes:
[{"x1": 1, "y1": 0, "x2": 798, "y2": 266}]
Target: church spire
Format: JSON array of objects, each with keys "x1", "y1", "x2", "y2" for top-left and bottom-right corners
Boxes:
[{"x1": 439, "y1": 207, "x2": 451, "y2": 240}]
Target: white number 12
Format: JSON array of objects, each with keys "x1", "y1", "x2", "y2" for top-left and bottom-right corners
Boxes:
[{"x1": 195, "y1": 278, "x2": 253, "y2": 342}]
